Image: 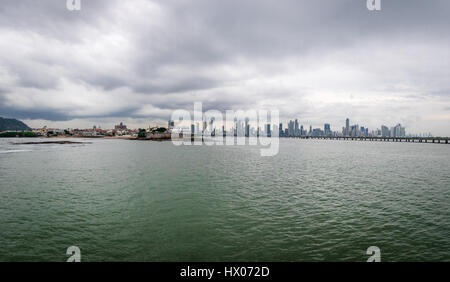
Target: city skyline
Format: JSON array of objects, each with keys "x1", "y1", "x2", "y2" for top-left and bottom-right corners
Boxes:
[
  {"x1": 6, "y1": 113, "x2": 440, "y2": 137},
  {"x1": 19, "y1": 115, "x2": 437, "y2": 138}
]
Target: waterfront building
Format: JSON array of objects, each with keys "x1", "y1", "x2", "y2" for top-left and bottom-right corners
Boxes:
[
  {"x1": 288, "y1": 120, "x2": 294, "y2": 137},
  {"x1": 324, "y1": 123, "x2": 331, "y2": 136},
  {"x1": 381, "y1": 125, "x2": 390, "y2": 137},
  {"x1": 245, "y1": 117, "x2": 250, "y2": 137},
  {"x1": 345, "y1": 118, "x2": 350, "y2": 136},
  {"x1": 265, "y1": 124, "x2": 271, "y2": 137},
  {"x1": 392, "y1": 123, "x2": 406, "y2": 137},
  {"x1": 115, "y1": 122, "x2": 127, "y2": 130},
  {"x1": 312, "y1": 128, "x2": 323, "y2": 136}
]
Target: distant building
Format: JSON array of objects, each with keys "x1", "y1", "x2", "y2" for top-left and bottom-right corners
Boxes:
[
  {"x1": 245, "y1": 117, "x2": 250, "y2": 137},
  {"x1": 381, "y1": 125, "x2": 390, "y2": 137},
  {"x1": 392, "y1": 123, "x2": 405, "y2": 137},
  {"x1": 312, "y1": 128, "x2": 323, "y2": 136},
  {"x1": 324, "y1": 123, "x2": 331, "y2": 136},
  {"x1": 265, "y1": 124, "x2": 271, "y2": 137},
  {"x1": 288, "y1": 120, "x2": 294, "y2": 137},
  {"x1": 115, "y1": 122, "x2": 127, "y2": 130},
  {"x1": 345, "y1": 118, "x2": 350, "y2": 136}
]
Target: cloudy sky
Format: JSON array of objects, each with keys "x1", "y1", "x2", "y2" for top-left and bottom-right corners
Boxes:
[{"x1": 0, "y1": 0, "x2": 449, "y2": 135}]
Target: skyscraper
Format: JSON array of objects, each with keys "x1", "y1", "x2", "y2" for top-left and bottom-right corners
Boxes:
[
  {"x1": 381, "y1": 125, "x2": 389, "y2": 137},
  {"x1": 392, "y1": 124, "x2": 405, "y2": 137},
  {"x1": 265, "y1": 124, "x2": 271, "y2": 137},
  {"x1": 324, "y1": 123, "x2": 331, "y2": 136},
  {"x1": 345, "y1": 118, "x2": 350, "y2": 136},
  {"x1": 245, "y1": 117, "x2": 250, "y2": 137},
  {"x1": 288, "y1": 120, "x2": 294, "y2": 137}
]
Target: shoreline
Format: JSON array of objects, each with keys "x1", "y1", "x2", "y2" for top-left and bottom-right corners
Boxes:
[{"x1": 2, "y1": 133, "x2": 449, "y2": 144}]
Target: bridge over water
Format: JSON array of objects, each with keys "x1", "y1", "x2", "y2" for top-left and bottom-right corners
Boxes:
[{"x1": 285, "y1": 136, "x2": 449, "y2": 144}]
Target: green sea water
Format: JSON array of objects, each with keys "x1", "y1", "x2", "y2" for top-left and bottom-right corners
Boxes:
[{"x1": 0, "y1": 137, "x2": 449, "y2": 261}]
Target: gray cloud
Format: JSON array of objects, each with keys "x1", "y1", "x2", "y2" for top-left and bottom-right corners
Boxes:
[{"x1": 0, "y1": 0, "x2": 450, "y2": 135}]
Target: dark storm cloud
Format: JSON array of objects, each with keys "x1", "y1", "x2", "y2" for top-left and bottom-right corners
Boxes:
[{"x1": 0, "y1": 0, "x2": 449, "y2": 134}]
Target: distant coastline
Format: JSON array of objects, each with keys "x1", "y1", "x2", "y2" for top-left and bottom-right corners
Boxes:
[
  {"x1": 1, "y1": 131, "x2": 448, "y2": 145},
  {"x1": 0, "y1": 131, "x2": 172, "y2": 141}
]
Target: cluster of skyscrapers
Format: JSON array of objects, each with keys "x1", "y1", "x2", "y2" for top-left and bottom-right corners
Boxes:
[
  {"x1": 169, "y1": 117, "x2": 407, "y2": 138},
  {"x1": 279, "y1": 118, "x2": 406, "y2": 138},
  {"x1": 170, "y1": 117, "x2": 274, "y2": 137}
]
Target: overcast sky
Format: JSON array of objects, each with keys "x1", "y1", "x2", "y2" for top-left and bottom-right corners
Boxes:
[{"x1": 0, "y1": 0, "x2": 449, "y2": 135}]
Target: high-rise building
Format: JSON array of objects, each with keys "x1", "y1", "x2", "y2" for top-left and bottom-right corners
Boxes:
[
  {"x1": 294, "y1": 119, "x2": 299, "y2": 136},
  {"x1": 345, "y1": 118, "x2": 350, "y2": 136},
  {"x1": 392, "y1": 124, "x2": 405, "y2": 137},
  {"x1": 210, "y1": 118, "x2": 215, "y2": 132},
  {"x1": 272, "y1": 124, "x2": 278, "y2": 137},
  {"x1": 350, "y1": 124, "x2": 359, "y2": 136},
  {"x1": 400, "y1": 126, "x2": 405, "y2": 137},
  {"x1": 324, "y1": 123, "x2": 331, "y2": 136},
  {"x1": 288, "y1": 120, "x2": 294, "y2": 137},
  {"x1": 381, "y1": 125, "x2": 389, "y2": 137},
  {"x1": 245, "y1": 117, "x2": 250, "y2": 137},
  {"x1": 312, "y1": 128, "x2": 323, "y2": 136},
  {"x1": 265, "y1": 124, "x2": 271, "y2": 137}
]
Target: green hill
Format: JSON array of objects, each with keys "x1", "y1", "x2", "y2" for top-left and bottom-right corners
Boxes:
[{"x1": 0, "y1": 117, "x2": 31, "y2": 131}]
